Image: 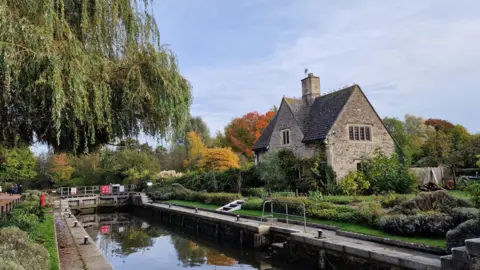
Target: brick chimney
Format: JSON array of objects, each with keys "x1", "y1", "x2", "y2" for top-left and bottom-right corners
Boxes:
[{"x1": 301, "y1": 73, "x2": 320, "y2": 105}]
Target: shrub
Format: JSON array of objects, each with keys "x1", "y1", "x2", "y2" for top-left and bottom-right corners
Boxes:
[
  {"x1": 450, "y1": 207, "x2": 480, "y2": 225},
  {"x1": 272, "y1": 191, "x2": 296, "y2": 197},
  {"x1": 380, "y1": 193, "x2": 409, "y2": 208},
  {"x1": 7, "y1": 211, "x2": 39, "y2": 232},
  {"x1": 337, "y1": 211, "x2": 360, "y2": 223},
  {"x1": 0, "y1": 227, "x2": 49, "y2": 270},
  {"x1": 340, "y1": 172, "x2": 370, "y2": 196},
  {"x1": 391, "y1": 190, "x2": 471, "y2": 215},
  {"x1": 446, "y1": 218, "x2": 480, "y2": 250},
  {"x1": 321, "y1": 196, "x2": 354, "y2": 205},
  {"x1": 363, "y1": 151, "x2": 416, "y2": 194},
  {"x1": 466, "y1": 183, "x2": 480, "y2": 208},
  {"x1": 242, "y1": 198, "x2": 264, "y2": 210},
  {"x1": 378, "y1": 212, "x2": 454, "y2": 237},
  {"x1": 309, "y1": 209, "x2": 339, "y2": 220},
  {"x1": 357, "y1": 201, "x2": 383, "y2": 225},
  {"x1": 186, "y1": 192, "x2": 242, "y2": 205},
  {"x1": 308, "y1": 191, "x2": 323, "y2": 202},
  {"x1": 242, "y1": 188, "x2": 267, "y2": 198}
]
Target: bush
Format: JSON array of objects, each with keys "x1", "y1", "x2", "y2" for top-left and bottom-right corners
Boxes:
[
  {"x1": 185, "y1": 192, "x2": 242, "y2": 205},
  {"x1": 446, "y1": 218, "x2": 480, "y2": 250},
  {"x1": 466, "y1": 183, "x2": 480, "y2": 208},
  {"x1": 0, "y1": 227, "x2": 49, "y2": 270},
  {"x1": 272, "y1": 191, "x2": 296, "y2": 197},
  {"x1": 357, "y1": 201, "x2": 383, "y2": 225},
  {"x1": 337, "y1": 211, "x2": 360, "y2": 223},
  {"x1": 378, "y1": 212, "x2": 454, "y2": 237},
  {"x1": 380, "y1": 193, "x2": 409, "y2": 208},
  {"x1": 242, "y1": 188, "x2": 267, "y2": 198},
  {"x1": 340, "y1": 172, "x2": 370, "y2": 196},
  {"x1": 450, "y1": 207, "x2": 480, "y2": 225},
  {"x1": 363, "y1": 151, "x2": 416, "y2": 194},
  {"x1": 391, "y1": 190, "x2": 471, "y2": 215},
  {"x1": 321, "y1": 196, "x2": 354, "y2": 205},
  {"x1": 242, "y1": 198, "x2": 264, "y2": 210},
  {"x1": 309, "y1": 209, "x2": 339, "y2": 220}
]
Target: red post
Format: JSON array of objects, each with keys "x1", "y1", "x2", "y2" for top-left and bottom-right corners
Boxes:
[{"x1": 40, "y1": 193, "x2": 45, "y2": 207}]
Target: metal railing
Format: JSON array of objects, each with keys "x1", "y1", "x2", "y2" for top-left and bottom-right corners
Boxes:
[
  {"x1": 59, "y1": 185, "x2": 137, "y2": 198},
  {"x1": 261, "y1": 199, "x2": 307, "y2": 232}
]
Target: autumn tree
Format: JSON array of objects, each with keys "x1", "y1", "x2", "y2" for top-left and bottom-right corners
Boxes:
[
  {"x1": 184, "y1": 132, "x2": 206, "y2": 171},
  {"x1": 50, "y1": 153, "x2": 75, "y2": 184},
  {"x1": 224, "y1": 111, "x2": 275, "y2": 158},
  {"x1": 200, "y1": 148, "x2": 240, "y2": 172},
  {"x1": 0, "y1": 0, "x2": 191, "y2": 153}
]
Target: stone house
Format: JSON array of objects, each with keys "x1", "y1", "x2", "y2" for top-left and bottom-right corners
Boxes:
[{"x1": 252, "y1": 73, "x2": 396, "y2": 181}]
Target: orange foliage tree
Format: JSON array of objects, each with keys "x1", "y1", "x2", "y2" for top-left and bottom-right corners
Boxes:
[
  {"x1": 184, "y1": 131, "x2": 240, "y2": 172},
  {"x1": 50, "y1": 153, "x2": 75, "y2": 183},
  {"x1": 224, "y1": 110, "x2": 275, "y2": 158}
]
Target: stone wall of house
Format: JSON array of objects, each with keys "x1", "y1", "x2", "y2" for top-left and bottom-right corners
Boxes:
[
  {"x1": 326, "y1": 87, "x2": 396, "y2": 181},
  {"x1": 260, "y1": 99, "x2": 316, "y2": 162}
]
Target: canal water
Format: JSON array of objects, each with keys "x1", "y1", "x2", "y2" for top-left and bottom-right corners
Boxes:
[{"x1": 82, "y1": 212, "x2": 310, "y2": 270}]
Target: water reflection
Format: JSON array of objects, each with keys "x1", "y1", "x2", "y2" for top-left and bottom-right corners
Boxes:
[{"x1": 82, "y1": 213, "x2": 293, "y2": 270}]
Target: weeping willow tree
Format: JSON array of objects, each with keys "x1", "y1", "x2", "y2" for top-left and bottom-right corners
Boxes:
[{"x1": 0, "y1": 0, "x2": 191, "y2": 153}]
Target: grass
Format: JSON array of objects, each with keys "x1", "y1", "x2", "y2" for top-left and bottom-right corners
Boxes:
[
  {"x1": 448, "y1": 190, "x2": 471, "y2": 200},
  {"x1": 29, "y1": 210, "x2": 59, "y2": 270},
  {"x1": 164, "y1": 199, "x2": 446, "y2": 248}
]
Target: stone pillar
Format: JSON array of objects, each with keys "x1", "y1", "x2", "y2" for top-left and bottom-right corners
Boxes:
[{"x1": 466, "y1": 238, "x2": 480, "y2": 269}]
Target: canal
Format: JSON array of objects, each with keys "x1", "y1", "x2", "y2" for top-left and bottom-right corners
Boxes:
[{"x1": 82, "y1": 212, "x2": 310, "y2": 270}]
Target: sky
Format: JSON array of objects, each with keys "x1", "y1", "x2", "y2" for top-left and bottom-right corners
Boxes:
[{"x1": 32, "y1": 0, "x2": 480, "y2": 153}]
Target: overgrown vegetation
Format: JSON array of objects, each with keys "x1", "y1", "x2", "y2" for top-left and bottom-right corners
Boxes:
[{"x1": 0, "y1": 191, "x2": 56, "y2": 269}]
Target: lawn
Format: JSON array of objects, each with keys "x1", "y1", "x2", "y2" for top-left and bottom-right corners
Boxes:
[
  {"x1": 29, "y1": 210, "x2": 59, "y2": 270},
  {"x1": 165, "y1": 199, "x2": 446, "y2": 248}
]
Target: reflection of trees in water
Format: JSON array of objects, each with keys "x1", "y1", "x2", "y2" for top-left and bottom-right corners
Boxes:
[
  {"x1": 86, "y1": 213, "x2": 240, "y2": 267},
  {"x1": 110, "y1": 226, "x2": 153, "y2": 256},
  {"x1": 170, "y1": 235, "x2": 237, "y2": 267}
]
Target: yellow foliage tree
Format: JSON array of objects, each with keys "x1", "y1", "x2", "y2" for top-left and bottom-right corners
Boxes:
[
  {"x1": 200, "y1": 148, "x2": 240, "y2": 172},
  {"x1": 184, "y1": 131, "x2": 206, "y2": 170}
]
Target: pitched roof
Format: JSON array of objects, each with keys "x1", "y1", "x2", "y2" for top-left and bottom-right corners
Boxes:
[
  {"x1": 284, "y1": 98, "x2": 311, "y2": 134},
  {"x1": 252, "y1": 111, "x2": 278, "y2": 150},
  {"x1": 302, "y1": 85, "x2": 356, "y2": 142},
  {"x1": 253, "y1": 85, "x2": 357, "y2": 151}
]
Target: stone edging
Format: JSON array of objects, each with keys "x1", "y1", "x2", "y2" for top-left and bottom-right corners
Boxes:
[
  {"x1": 155, "y1": 201, "x2": 447, "y2": 255},
  {"x1": 51, "y1": 210, "x2": 62, "y2": 270}
]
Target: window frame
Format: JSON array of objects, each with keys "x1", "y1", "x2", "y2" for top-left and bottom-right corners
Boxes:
[
  {"x1": 348, "y1": 125, "x2": 372, "y2": 142},
  {"x1": 281, "y1": 129, "x2": 291, "y2": 145}
]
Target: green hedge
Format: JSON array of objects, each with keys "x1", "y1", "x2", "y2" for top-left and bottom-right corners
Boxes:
[{"x1": 184, "y1": 192, "x2": 242, "y2": 205}]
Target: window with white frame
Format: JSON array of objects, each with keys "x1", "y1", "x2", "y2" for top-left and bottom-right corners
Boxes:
[
  {"x1": 281, "y1": 129, "x2": 290, "y2": 145},
  {"x1": 348, "y1": 126, "x2": 371, "y2": 141}
]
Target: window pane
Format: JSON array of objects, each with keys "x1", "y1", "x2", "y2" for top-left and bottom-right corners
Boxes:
[
  {"x1": 357, "y1": 162, "x2": 362, "y2": 171},
  {"x1": 354, "y1": 127, "x2": 359, "y2": 140},
  {"x1": 349, "y1": 127, "x2": 354, "y2": 140},
  {"x1": 283, "y1": 131, "x2": 286, "y2": 144},
  {"x1": 287, "y1": 131, "x2": 290, "y2": 144},
  {"x1": 366, "y1": 127, "x2": 371, "y2": 141},
  {"x1": 360, "y1": 127, "x2": 365, "y2": 140}
]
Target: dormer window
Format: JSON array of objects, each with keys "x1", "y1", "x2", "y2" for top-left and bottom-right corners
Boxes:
[
  {"x1": 348, "y1": 126, "x2": 371, "y2": 141},
  {"x1": 282, "y1": 129, "x2": 290, "y2": 145}
]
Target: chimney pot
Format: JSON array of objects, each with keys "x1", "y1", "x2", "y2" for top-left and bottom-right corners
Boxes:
[{"x1": 308, "y1": 73, "x2": 314, "y2": 77}]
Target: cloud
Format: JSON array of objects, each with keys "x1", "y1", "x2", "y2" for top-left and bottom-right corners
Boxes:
[{"x1": 183, "y1": 1, "x2": 480, "y2": 134}]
